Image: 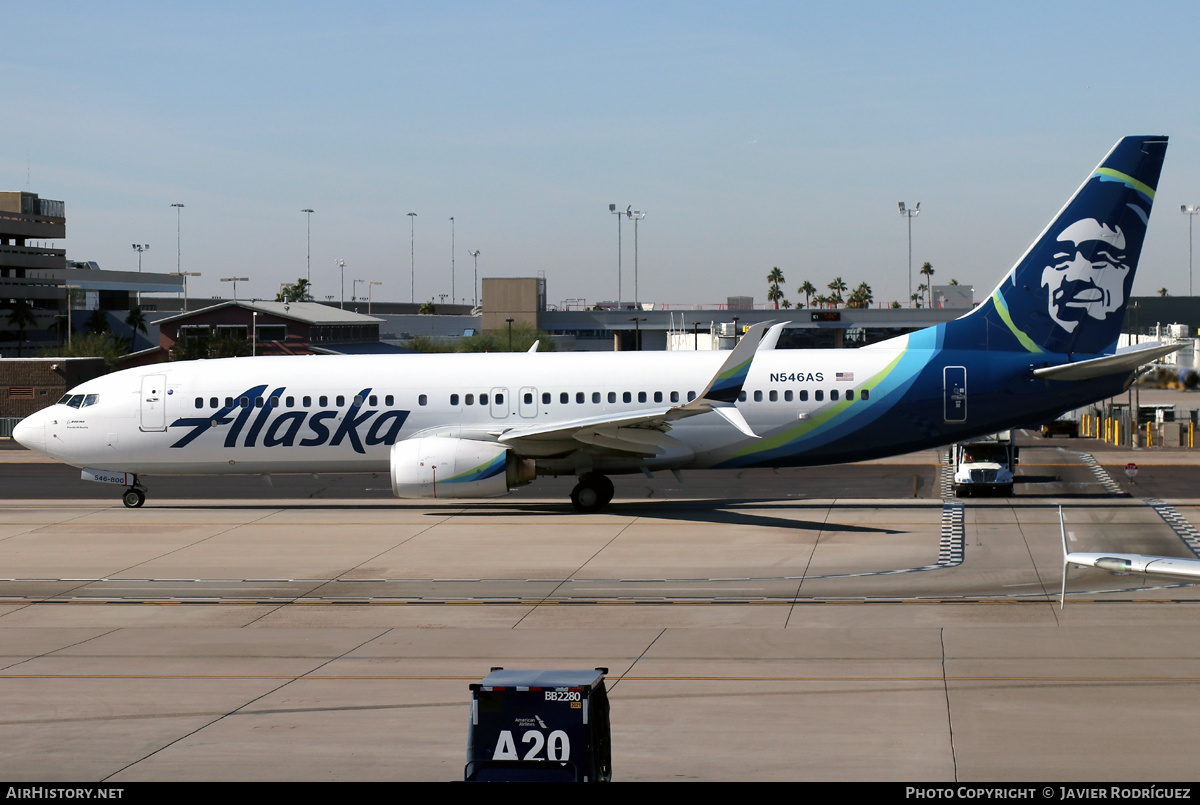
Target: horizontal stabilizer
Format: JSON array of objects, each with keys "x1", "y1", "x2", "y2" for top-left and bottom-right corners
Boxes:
[
  {"x1": 710, "y1": 404, "x2": 758, "y2": 438},
  {"x1": 1060, "y1": 506, "x2": 1200, "y2": 608},
  {"x1": 1066, "y1": 552, "x2": 1200, "y2": 581},
  {"x1": 1033, "y1": 341, "x2": 1183, "y2": 382}
]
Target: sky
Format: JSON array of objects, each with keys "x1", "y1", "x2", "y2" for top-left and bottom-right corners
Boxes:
[{"x1": 4, "y1": 1, "x2": 1200, "y2": 310}]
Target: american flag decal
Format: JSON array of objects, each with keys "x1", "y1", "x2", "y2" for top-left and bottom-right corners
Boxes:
[{"x1": 836, "y1": 372, "x2": 854, "y2": 382}]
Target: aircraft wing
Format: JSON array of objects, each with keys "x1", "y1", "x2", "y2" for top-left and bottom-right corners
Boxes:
[
  {"x1": 1033, "y1": 341, "x2": 1183, "y2": 382},
  {"x1": 497, "y1": 321, "x2": 771, "y2": 455}
]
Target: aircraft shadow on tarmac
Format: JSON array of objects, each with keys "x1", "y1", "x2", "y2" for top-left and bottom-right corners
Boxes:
[
  {"x1": 425, "y1": 498, "x2": 906, "y2": 535},
  {"x1": 149, "y1": 497, "x2": 905, "y2": 534}
]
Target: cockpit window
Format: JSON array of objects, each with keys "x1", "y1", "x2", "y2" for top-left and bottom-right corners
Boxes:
[
  {"x1": 65, "y1": 395, "x2": 85, "y2": 408},
  {"x1": 57, "y1": 395, "x2": 72, "y2": 405},
  {"x1": 83, "y1": 394, "x2": 99, "y2": 407}
]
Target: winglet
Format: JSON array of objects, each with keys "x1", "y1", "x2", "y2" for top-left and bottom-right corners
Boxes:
[{"x1": 696, "y1": 321, "x2": 771, "y2": 405}]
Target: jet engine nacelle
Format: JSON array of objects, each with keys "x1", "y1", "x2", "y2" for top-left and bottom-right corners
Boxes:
[{"x1": 390, "y1": 436, "x2": 535, "y2": 499}]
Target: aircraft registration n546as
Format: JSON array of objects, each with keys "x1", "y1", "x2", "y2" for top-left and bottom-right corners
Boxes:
[{"x1": 14, "y1": 136, "x2": 1177, "y2": 511}]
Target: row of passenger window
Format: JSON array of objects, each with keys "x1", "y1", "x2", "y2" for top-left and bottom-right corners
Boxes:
[
  {"x1": 194, "y1": 393, "x2": 396, "y2": 410},
  {"x1": 739, "y1": 388, "x2": 870, "y2": 403},
  {"x1": 191, "y1": 387, "x2": 870, "y2": 411},
  {"x1": 454, "y1": 390, "x2": 695, "y2": 407},
  {"x1": 453, "y1": 388, "x2": 870, "y2": 406}
]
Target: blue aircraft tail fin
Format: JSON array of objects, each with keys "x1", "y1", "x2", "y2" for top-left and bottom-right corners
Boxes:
[{"x1": 950, "y1": 136, "x2": 1167, "y2": 356}]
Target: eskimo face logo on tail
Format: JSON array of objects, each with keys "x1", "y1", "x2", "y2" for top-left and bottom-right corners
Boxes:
[
  {"x1": 1040, "y1": 218, "x2": 1130, "y2": 334},
  {"x1": 168, "y1": 386, "x2": 409, "y2": 454}
]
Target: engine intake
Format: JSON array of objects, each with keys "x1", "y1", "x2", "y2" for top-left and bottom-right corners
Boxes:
[{"x1": 390, "y1": 437, "x2": 535, "y2": 499}]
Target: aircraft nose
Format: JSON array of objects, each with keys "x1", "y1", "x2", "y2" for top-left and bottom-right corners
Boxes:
[{"x1": 12, "y1": 412, "x2": 46, "y2": 454}]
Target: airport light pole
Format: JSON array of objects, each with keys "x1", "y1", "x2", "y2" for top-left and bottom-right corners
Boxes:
[
  {"x1": 172, "y1": 271, "x2": 200, "y2": 312},
  {"x1": 302, "y1": 209, "x2": 314, "y2": 285},
  {"x1": 334, "y1": 259, "x2": 346, "y2": 309},
  {"x1": 627, "y1": 209, "x2": 646, "y2": 307},
  {"x1": 609, "y1": 204, "x2": 628, "y2": 308},
  {"x1": 368, "y1": 281, "x2": 382, "y2": 315},
  {"x1": 171, "y1": 202, "x2": 184, "y2": 276},
  {"x1": 407, "y1": 212, "x2": 417, "y2": 303},
  {"x1": 63, "y1": 284, "x2": 80, "y2": 347},
  {"x1": 449, "y1": 216, "x2": 455, "y2": 306},
  {"x1": 131, "y1": 243, "x2": 148, "y2": 306},
  {"x1": 468, "y1": 249, "x2": 481, "y2": 308},
  {"x1": 220, "y1": 276, "x2": 249, "y2": 301},
  {"x1": 1183, "y1": 205, "x2": 1200, "y2": 296},
  {"x1": 131, "y1": 243, "x2": 148, "y2": 272},
  {"x1": 899, "y1": 202, "x2": 920, "y2": 307}
]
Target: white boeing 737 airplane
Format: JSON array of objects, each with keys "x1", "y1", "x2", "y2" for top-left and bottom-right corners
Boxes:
[{"x1": 13, "y1": 136, "x2": 1178, "y2": 510}]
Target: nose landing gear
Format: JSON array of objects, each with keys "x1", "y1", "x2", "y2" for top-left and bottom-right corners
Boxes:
[
  {"x1": 570, "y1": 472, "x2": 614, "y2": 512},
  {"x1": 122, "y1": 477, "x2": 147, "y2": 508}
]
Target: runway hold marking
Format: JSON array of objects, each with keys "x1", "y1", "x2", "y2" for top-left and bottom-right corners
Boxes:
[
  {"x1": 939, "y1": 451, "x2": 955, "y2": 499},
  {"x1": 1072, "y1": 451, "x2": 1125, "y2": 495},
  {"x1": 1145, "y1": 498, "x2": 1200, "y2": 558}
]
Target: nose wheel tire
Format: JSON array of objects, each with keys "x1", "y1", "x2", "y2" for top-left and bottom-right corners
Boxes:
[
  {"x1": 570, "y1": 473, "x2": 614, "y2": 512},
  {"x1": 122, "y1": 488, "x2": 146, "y2": 508}
]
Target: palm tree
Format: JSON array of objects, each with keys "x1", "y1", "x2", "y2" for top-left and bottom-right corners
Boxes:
[
  {"x1": 125, "y1": 306, "x2": 148, "y2": 349},
  {"x1": 6, "y1": 299, "x2": 36, "y2": 357},
  {"x1": 766, "y1": 267, "x2": 786, "y2": 310},
  {"x1": 1159, "y1": 288, "x2": 1169, "y2": 297},
  {"x1": 847, "y1": 281, "x2": 873, "y2": 309},
  {"x1": 799, "y1": 280, "x2": 817, "y2": 308},
  {"x1": 276, "y1": 278, "x2": 313, "y2": 303},
  {"x1": 766, "y1": 285, "x2": 784, "y2": 309},
  {"x1": 919, "y1": 262, "x2": 935, "y2": 307},
  {"x1": 828, "y1": 277, "x2": 847, "y2": 308}
]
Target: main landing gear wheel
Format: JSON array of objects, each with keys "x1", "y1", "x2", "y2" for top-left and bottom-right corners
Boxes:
[
  {"x1": 570, "y1": 473, "x2": 614, "y2": 512},
  {"x1": 122, "y1": 488, "x2": 145, "y2": 508}
]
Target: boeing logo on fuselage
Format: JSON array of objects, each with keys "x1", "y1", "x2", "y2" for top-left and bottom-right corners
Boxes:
[{"x1": 169, "y1": 385, "x2": 409, "y2": 453}]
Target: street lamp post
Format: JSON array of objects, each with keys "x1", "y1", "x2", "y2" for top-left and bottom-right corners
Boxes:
[
  {"x1": 1183, "y1": 205, "x2": 1200, "y2": 296},
  {"x1": 301, "y1": 209, "x2": 314, "y2": 285},
  {"x1": 899, "y1": 201, "x2": 920, "y2": 307},
  {"x1": 368, "y1": 281, "x2": 382, "y2": 315},
  {"x1": 468, "y1": 249, "x2": 481, "y2": 308},
  {"x1": 449, "y1": 216, "x2": 455, "y2": 306},
  {"x1": 407, "y1": 212, "x2": 417, "y2": 303},
  {"x1": 506, "y1": 317, "x2": 515, "y2": 351},
  {"x1": 629, "y1": 317, "x2": 645, "y2": 351},
  {"x1": 334, "y1": 259, "x2": 346, "y2": 309},
  {"x1": 220, "y1": 277, "x2": 249, "y2": 301}
]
